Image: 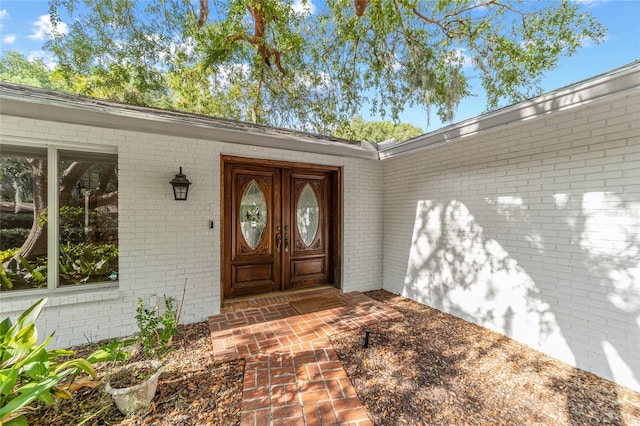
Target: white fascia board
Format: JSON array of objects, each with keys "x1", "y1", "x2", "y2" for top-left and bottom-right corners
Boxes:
[
  {"x1": 378, "y1": 61, "x2": 640, "y2": 160},
  {"x1": 0, "y1": 87, "x2": 378, "y2": 160}
]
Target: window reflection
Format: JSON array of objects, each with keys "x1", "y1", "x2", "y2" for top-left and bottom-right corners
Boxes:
[
  {"x1": 0, "y1": 147, "x2": 48, "y2": 291},
  {"x1": 58, "y1": 150, "x2": 118, "y2": 286}
]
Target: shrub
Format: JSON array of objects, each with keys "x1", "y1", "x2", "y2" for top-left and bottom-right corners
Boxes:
[
  {"x1": 39, "y1": 206, "x2": 117, "y2": 245},
  {"x1": 135, "y1": 297, "x2": 178, "y2": 358},
  {"x1": 0, "y1": 228, "x2": 30, "y2": 250},
  {"x1": 0, "y1": 213, "x2": 33, "y2": 230}
]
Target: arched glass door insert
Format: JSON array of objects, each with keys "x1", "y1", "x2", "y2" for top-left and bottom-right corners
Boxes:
[
  {"x1": 239, "y1": 180, "x2": 267, "y2": 250},
  {"x1": 296, "y1": 183, "x2": 319, "y2": 247}
]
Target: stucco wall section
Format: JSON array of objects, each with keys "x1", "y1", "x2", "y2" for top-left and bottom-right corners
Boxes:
[
  {"x1": 0, "y1": 117, "x2": 383, "y2": 348},
  {"x1": 382, "y1": 91, "x2": 640, "y2": 391}
]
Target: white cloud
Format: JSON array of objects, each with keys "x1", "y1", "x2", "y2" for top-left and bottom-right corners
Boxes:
[
  {"x1": 27, "y1": 50, "x2": 47, "y2": 62},
  {"x1": 0, "y1": 8, "x2": 8, "y2": 29},
  {"x1": 572, "y1": 0, "x2": 611, "y2": 6},
  {"x1": 448, "y1": 48, "x2": 473, "y2": 69},
  {"x1": 29, "y1": 14, "x2": 68, "y2": 40},
  {"x1": 580, "y1": 34, "x2": 608, "y2": 48},
  {"x1": 2, "y1": 34, "x2": 16, "y2": 44},
  {"x1": 292, "y1": 0, "x2": 316, "y2": 15},
  {"x1": 27, "y1": 50, "x2": 57, "y2": 70}
]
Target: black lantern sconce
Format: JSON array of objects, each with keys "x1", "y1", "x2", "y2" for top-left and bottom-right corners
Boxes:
[{"x1": 170, "y1": 167, "x2": 192, "y2": 201}]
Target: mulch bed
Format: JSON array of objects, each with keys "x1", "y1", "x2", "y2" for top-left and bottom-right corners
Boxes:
[
  {"x1": 331, "y1": 290, "x2": 640, "y2": 425},
  {"x1": 27, "y1": 322, "x2": 244, "y2": 425},
  {"x1": 27, "y1": 290, "x2": 640, "y2": 425}
]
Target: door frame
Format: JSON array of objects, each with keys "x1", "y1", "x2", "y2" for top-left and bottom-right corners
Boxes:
[{"x1": 220, "y1": 155, "x2": 342, "y2": 301}]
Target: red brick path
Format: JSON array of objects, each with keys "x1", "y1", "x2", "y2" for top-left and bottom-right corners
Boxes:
[{"x1": 209, "y1": 290, "x2": 403, "y2": 425}]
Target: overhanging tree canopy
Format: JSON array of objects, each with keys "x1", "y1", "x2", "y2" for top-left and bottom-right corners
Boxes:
[{"x1": 47, "y1": 0, "x2": 606, "y2": 134}]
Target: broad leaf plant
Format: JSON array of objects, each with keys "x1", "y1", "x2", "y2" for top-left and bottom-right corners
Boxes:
[{"x1": 0, "y1": 299, "x2": 95, "y2": 426}]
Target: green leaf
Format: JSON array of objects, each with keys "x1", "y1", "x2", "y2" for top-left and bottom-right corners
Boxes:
[
  {"x1": 85, "y1": 348, "x2": 111, "y2": 364},
  {"x1": 55, "y1": 358, "x2": 96, "y2": 378},
  {"x1": 0, "y1": 267, "x2": 13, "y2": 289},
  {"x1": 19, "y1": 257, "x2": 45, "y2": 283},
  {"x1": 0, "y1": 368, "x2": 18, "y2": 399},
  {"x1": 3, "y1": 414, "x2": 28, "y2": 426},
  {"x1": 0, "y1": 377, "x2": 58, "y2": 420},
  {"x1": 0, "y1": 318, "x2": 12, "y2": 340},
  {"x1": 47, "y1": 348, "x2": 73, "y2": 358},
  {"x1": 13, "y1": 299, "x2": 46, "y2": 335},
  {"x1": 9, "y1": 324, "x2": 37, "y2": 353},
  {"x1": 35, "y1": 389, "x2": 53, "y2": 405}
]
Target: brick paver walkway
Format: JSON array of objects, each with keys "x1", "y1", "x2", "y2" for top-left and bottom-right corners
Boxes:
[{"x1": 209, "y1": 290, "x2": 403, "y2": 425}]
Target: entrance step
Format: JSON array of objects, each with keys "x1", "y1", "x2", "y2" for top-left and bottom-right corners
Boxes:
[
  {"x1": 209, "y1": 291, "x2": 403, "y2": 425},
  {"x1": 221, "y1": 286, "x2": 339, "y2": 313}
]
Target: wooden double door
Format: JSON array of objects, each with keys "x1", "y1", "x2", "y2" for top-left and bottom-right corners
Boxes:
[{"x1": 222, "y1": 157, "x2": 341, "y2": 298}]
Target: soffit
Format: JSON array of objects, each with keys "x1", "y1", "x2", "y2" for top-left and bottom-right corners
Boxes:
[{"x1": 0, "y1": 83, "x2": 378, "y2": 160}]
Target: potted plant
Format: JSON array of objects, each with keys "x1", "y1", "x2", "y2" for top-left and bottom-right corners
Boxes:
[
  {"x1": 104, "y1": 358, "x2": 163, "y2": 415},
  {"x1": 103, "y1": 296, "x2": 178, "y2": 416}
]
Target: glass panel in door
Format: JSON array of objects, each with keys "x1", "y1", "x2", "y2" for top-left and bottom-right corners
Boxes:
[
  {"x1": 240, "y1": 180, "x2": 267, "y2": 250},
  {"x1": 296, "y1": 183, "x2": 319, "y2": 247}
]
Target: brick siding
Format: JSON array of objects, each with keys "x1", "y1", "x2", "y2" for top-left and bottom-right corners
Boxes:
[
  {"x1": 0, "y1": 118, "x2": 383, "y2": 348},
  {"x1": 1, "y1": 75, "x2": 638, "y2": 392},
  {"x1": 382, "y1": 91, "x2": 640, "y2": 390}
]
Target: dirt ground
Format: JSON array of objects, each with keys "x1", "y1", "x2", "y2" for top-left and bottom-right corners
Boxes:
[
  {"x1": 29, "y1": 290, "x2": 640, "y2": 425},
  {"x1": 28, "y1": 322, "x2": 244, "y2": 425},
  {"x1": 332, "y1": 290, "x2": 640, "y2": 425}
]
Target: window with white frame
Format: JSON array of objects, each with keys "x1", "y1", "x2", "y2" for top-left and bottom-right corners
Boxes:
[{"x1": 0, "y1": 144, "x2": 118, "y2": 292}]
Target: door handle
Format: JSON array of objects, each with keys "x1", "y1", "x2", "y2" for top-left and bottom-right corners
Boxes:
[
  {"x1": 284, "y1": 226, "x2": 289, "y2": 253},
  {"x1": 276, "y1": 226, "x2": 282, "y2": 252}
]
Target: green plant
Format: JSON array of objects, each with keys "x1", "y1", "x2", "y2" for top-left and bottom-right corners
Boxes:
[
  {"x1": 135, "y1": 296, "x2": 177, "y2": 358},
  {"x1": 59, "y1": 243, "x2": 118, "y2": 284},
  {"x1": 0, "y1": 228, "x2": 30, "y2": 251},
  {"x1": 86, "y1": 338, "x2": 135, "y2": 365},
  {"x1": 39, "y1": 206, "x2": 117, "y2": 245},
  {"x1": 0, "y1": 249, "x2": 19, "y2": 289},
  {"x1": 0, "y1": 253, "x2": 47, "y2": 291},
  {"x1": 18, "y1": 257, "x2": 47, "y2": 286},
  {"x1": 0, "y1": 249, "x2": 19, "y2": 263},
  {"x1": 0, "y1": 299, "x2": 95, "y2": 426},
  {"x1": 0, "y1": 243, "x2": 118, "y2": 290},
  {"x1": 0, "y1": 213, "x2": 33, "y2": 231}
]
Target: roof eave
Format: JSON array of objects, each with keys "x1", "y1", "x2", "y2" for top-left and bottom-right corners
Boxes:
[
  {"x1": 0, "y1": 87, "x2": 379, "y2": 160},
  {"x1": 378, "y1": 60, "x2": 640, "y2": 159}
]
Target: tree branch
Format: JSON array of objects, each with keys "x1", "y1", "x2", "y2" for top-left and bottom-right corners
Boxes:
[
  {"x1": 409, "y1": 1, "x2": 518, "y2": 39},
  {"x1": 198, "y1": 0, "x2": 208, "y2": 28},
  {"x1": 442, "y1": 0, "x2": 498, "y2": 21},
  {"x1": 223, "y1": 1, "x2": 286, "y2": 76}
]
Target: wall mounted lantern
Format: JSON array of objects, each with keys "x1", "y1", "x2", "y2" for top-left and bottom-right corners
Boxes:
[{"x1": 170, "y1": 167, "x2": 192, "y2": 201}]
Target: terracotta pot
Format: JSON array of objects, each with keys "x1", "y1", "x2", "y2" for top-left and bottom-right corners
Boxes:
[{"x1": 104, "y1": 360, "x2": 163, "y2": 415}]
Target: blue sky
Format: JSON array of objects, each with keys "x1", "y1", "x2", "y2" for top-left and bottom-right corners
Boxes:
[{"x1": 0, "y1": 0, "x2": 638, "y2": 132}]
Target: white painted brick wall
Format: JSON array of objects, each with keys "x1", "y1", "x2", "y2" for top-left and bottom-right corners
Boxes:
[
  {"x1": 2, "y1": 83, "x2": 637, "y2": 393},
  {"x1": 0, "y1": 117, "x2": 383, "y2": 348},
  {"x1": 382, "y1": 92, "x2": 640, "y2": 391}
]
